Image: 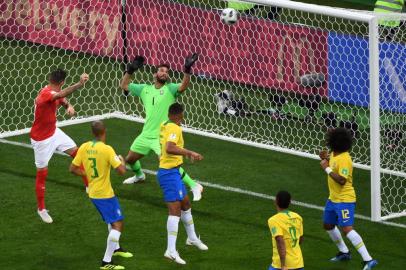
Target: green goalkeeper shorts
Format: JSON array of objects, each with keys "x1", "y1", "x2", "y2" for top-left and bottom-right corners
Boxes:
[{"x1": 130, "y1": 134, "x2": 161, "y2": 156}]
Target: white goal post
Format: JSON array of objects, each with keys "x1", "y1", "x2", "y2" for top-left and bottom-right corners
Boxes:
[{"x1": 0, "y1": 0, "x2": 405, "y2": 222}]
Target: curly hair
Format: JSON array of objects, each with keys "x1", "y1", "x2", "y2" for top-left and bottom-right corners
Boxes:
[{"x1": 326, "y1": 127, "x2": 353, "y2": 153}]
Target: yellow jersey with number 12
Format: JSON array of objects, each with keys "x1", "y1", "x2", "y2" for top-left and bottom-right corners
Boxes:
[
  {"x1": 159, "y1": 121, "x2": 184, "y2": 169},
  {"x1": 72, "y1": 140, "x2": 121, "y2": 199},
  {"x1": 328, "y1": 151, "x2": 356, "y2": 203},
  {"x1": 268, "y1": 210, "x2": 304, "y2": 269}
]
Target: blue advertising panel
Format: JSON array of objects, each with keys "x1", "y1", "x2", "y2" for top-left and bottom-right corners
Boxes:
[{"x1": 328, "y1": 32, "x2": 406, "y2": 113}]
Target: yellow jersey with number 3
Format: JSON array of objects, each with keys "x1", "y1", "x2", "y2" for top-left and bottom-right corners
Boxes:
[
  {"x1": 268, "y1": 210, "x2": 304, "y2": 269},
  {"x1": 159, "y1": 121, "x2": 184, "y2": 169},
  {"x1": 72, "y1": 141, "x2": 121, "y2": 199},
  {"x1": 328, "y1": 151, "x2": 356, "y2": 203}
]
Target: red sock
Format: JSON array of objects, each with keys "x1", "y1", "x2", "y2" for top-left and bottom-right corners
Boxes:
[
  {"x1": 35, "y1": 169, "x2": 48, "y2": 210},
  {"x1": 70, "y1": 149, "x2": 88, "y2": 187}
]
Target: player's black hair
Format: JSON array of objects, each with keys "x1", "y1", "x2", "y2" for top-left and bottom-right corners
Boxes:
[
  {"x1": 168, "y1": 103, "x2": 184, "y2": 116},
  {"x1": 49, "y1": 69, "x2": 67, "y2": 84},
  {"x1": 276, "y1": 190, "x2": 291, "y2": 209},
  {"x1": 326, "y1": 127, "x2": 353, "y2": 153},
  {"x1": 155, "y1": 64, "x2": 170, "y2": 73},
  {"x1": 91, "y1": 120, "x2": 106, "y2": 137}
]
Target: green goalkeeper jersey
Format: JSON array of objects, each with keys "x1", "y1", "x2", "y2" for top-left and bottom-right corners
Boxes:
[{"x1": 128, "y1": 83, "x2": 180, "y2": 138}]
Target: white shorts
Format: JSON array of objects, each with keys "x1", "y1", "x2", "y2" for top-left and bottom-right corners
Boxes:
[{"x1": 31, "y1": 128, "x2": 76, "y2": 168}]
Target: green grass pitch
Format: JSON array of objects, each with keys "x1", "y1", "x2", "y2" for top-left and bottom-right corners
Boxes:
[
  {"x1": 1, "y1": 119, "x2": 405, "y2": 270},
  {"x1": 1, "y1": 1, "x2": 406, "y2": 268}
]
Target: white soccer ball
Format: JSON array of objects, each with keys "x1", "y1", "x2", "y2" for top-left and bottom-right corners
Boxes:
[{"x1": 220, "y1": 8, "x2": 239, "y2": 25}]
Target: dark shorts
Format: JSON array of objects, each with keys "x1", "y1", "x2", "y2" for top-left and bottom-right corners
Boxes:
[
  {"x1": 91, "y1": 196, "x2": 123, "y2": 224},
  {"x1": 323, "y1": 199, "x2": 355, "y2": 227},
  {"x1": 157, "y1": 168, "x2": 187, "y2": 202}
]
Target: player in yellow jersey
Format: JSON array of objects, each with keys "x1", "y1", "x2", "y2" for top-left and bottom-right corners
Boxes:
[
  {"x1": 268, "y1": 191, "x2": 304, "y2": 270},
  {"x1": 319, "y1": 128, "x2": 377, "y2": 270},
  {"x1": 70, "y1": 121, "x2": 133, "y2": 270},
  {"x1": 157, "y1": 103, "x2": 208, "y2": 265}
]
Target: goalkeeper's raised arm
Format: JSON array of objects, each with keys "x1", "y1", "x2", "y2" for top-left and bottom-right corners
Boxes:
[
  {"x1": 119, "y1": 53, "x2": 198, "y2": 93},
  {"x1": 120, "y1": 56, "x2": 145, "y2": 92},
  {"x1": 179, "y1": 53, "x2": 198, "y2": 93}
]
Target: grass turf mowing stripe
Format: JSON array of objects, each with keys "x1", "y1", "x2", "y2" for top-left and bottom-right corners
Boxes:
[{"x1": 1, "y1": 138, "x2": 405, "y2": 229}]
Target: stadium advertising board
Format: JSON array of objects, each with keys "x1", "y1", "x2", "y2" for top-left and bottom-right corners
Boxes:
[
  {"x1": 0, "y1": 0, "x2": 122, "y2": 57},
  {"x1": 0, "y1": 0, "x2": 328, "y2": 95},
  {"x1": 328, "y1": 32, "x2": 406, "y2": 113},
  {"x1": 126, "y1": 0, "x2": 329, "y2": 96}
]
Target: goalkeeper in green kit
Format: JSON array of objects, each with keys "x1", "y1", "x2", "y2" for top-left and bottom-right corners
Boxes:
[{"x1": 119, "y1": 54, "x2": 204, "y2": 201}]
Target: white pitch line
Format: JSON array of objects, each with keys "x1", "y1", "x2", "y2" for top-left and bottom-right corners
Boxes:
[{"x1": 1, "y1": 139, "x2": 405, "y2": 229}]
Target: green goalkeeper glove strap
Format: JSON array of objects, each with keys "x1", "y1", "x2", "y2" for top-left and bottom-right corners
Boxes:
[{"x1": 179, "y1": 167, "x2": 197, "y2": 188}]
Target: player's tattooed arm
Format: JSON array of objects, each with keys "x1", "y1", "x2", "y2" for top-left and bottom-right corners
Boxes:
[
  {"x1": 60, "y1": 99, "x2": 75, "y2": 117},
  {"x1": 52, "y1": 73, "x2": 89, "y2": 100}
]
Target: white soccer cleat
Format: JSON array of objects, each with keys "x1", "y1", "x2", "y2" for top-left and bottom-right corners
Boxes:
[
  {"x1": 186, "y1": 237, "x2": 208, "y2": 251},
  {"x1": 164, "y1": 250, "x2": 186, "y2": 265},
  {"x1": 191, "y1": 183, "x2": 203, "y2": 201},
  {"x1": 123, "y1": 173, "x2": 146, "y2": 184},
  {"x1": 37, "y1": 209, "x2": 53, "y2": 223}
]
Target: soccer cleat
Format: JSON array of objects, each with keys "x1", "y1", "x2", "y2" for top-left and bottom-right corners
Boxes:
[
  {"x1": 186, "y1": 237, "x2": 208, "y2": 250},
  {"x1": 362, "y1": 259, "x2": 378, "y2": 270},
  {"x1": 164, "y1": 250, "x2": 186, "y2": 265},
  {"x1": 123, "y1": 172, "x2": 146, "y2": 184},
  {"x1": 100, "y1": 261, "x2": 125, "y2": 270},
  {"x1": 113, "y1": 248, "x2": 133, "y2": 258},
  {"x1": 330, "y1": 251, "x2": 351, "y2": 262},
  {"x1": 37, "y1": 209, "x2": 53, "y2": 223},
  {"x1": 191, "y1": 183, "x2": 203, "y2": 201}
]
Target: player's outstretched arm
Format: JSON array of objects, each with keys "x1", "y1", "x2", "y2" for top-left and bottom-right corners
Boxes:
[
  {"x1": 69, "y1": 164, "x2": 86, "y2": 177},
  {"x1": 52, "y1": 73, "x2": 89, "y2": 100},
  {"x1": 166, "y1": 142, "x2": 203, "y2": 162},
  {"x1": 120, "y1": 56, "x2": 145, "y2": 92},
  {"x1": 179, "y1": 53, "x2": 198, "y2": 93}
]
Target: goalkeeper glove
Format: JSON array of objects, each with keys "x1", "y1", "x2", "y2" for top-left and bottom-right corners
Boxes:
[
  {"x1": 184, "y1": 53, "x2": 199, "y2": 74},
  {"x1": 126, "y1": 56, "x2": 145, "y2": 75}
]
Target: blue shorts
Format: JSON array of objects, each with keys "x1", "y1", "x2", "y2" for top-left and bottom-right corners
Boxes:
[
  {"x1": 323, "y1": 199, "x2": 355, "y2": 227},
  {"x1": 268, "y1": 266, "x2": 304, "y2": 270},
  {"x1": 91, "y1": 196, "x2": 123, "y2": 224},
  {"x1": 157, "y1": 168, "x2": 187, "y2": 202}
]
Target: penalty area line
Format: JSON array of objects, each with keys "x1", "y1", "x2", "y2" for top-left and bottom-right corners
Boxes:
[{"x1": 1, "y1": 138, "x2": 405, "y2": 229}]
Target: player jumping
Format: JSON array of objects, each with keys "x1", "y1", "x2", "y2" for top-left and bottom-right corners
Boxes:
[
  {"x1": 158, "y1": 103, "x2": 208, "y2": 265},
  {"x1": 119, "y1": 54, "x2": 203, "y2": 201},
  {"x1": 30, "y1": 69, "x2": 89, "y2": 223},
  {"x1": 319, "y1": 127, "x2": 378, "y2": 270},
  {"x1": 70, "y1": 121, "x2": 133, "y2": 270}
]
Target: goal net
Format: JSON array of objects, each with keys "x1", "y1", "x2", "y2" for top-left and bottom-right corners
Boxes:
[{"x1": 0, "y1": 0, "x2": 405, "y2": 221}]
